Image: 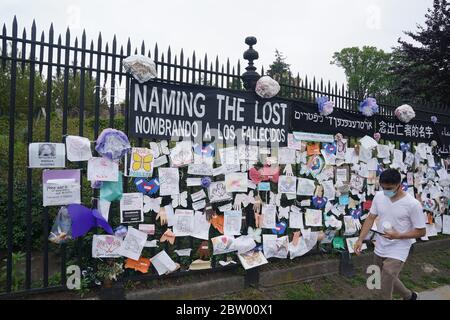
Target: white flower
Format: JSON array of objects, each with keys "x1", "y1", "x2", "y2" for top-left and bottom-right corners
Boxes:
[
  {"x1": 395, "y1": 104, "x2": 416, "y2": 123},
  {"x1": 255, "y1": 76, "x2": 280, "y2": 98},
  {"x1": 123, "y1": 55, "x2": 158, "y2": 83}
]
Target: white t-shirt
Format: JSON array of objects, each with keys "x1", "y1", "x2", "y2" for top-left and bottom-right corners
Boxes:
[{"x1": 370, "y1": 191, "x2": 426, "y2": 262}]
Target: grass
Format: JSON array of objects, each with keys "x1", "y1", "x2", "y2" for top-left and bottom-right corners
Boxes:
[
  {"x1": 284, "y1": 282, "x2": 319, "y2": 300},
  {"x1": 221, "y1": 288, "x2": 266, "y2": 300},
  {"x1": 216, "y1": 247, "x2": 450, "y2": 300},
  {"x1": 345, "y1": 273, "x2": 367, "y2": 288}
]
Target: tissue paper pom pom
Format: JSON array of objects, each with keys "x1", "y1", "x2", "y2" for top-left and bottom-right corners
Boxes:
[
  {"x1": 373, "y1": 132, "x2": 381, "y2": 142},
  {"x1": 255, "y1": 76, "x2": 281, "y2": 99},
  {"x1": 95, "y1": 128, "x2": 131, "y2": 161},
  {"x1": 359, "y1": 98, "x2": 379, "y2": 117},
  {"x1": 395, "y1": 104, "x2": 416, "y2": 123},
  {"x1": 316, "y1": 96, "x2": 335, "y2": 116},
  {"x1": 431, "y1": 116, "x2": 438, "y2": 124},
  {"x1": 201, "y1": 177, "x2": 212, "y2": 188},
  {"x1": 123, "y1": 55, "x2": 158, "y2": 84}
]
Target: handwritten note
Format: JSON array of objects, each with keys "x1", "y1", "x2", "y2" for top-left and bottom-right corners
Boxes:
[{"x1": 87, "y1": 157, "x2": 119, "y2": 182}]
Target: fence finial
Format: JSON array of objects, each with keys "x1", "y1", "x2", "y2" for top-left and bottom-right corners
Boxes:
[{"x1": 241, "y1": 36, "x2": 260, "y2": 91}]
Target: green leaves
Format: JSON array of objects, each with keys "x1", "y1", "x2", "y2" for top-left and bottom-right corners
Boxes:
[
  {"x1": 394, "y1": 0, "x2": 450, "y2": 104},
  {"x1": 331, "y1": 46, "x2": 394, "y2": 98}
]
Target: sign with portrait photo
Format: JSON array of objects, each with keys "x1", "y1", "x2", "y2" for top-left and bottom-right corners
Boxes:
[{"x1": 29, "y1": 143, "x2": 66, "y2": 168}]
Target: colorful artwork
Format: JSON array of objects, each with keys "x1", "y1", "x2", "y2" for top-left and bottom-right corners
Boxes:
[{"x1": 306, "y1": 155, "x2": 324, "y2": 178}]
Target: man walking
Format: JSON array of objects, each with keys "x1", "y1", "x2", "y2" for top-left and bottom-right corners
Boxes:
[{"x1": 354, "y1": 169, "x2": 426, "y2": 300}]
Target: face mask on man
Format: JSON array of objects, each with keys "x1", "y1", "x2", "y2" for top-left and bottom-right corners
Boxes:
[{"x1": 383, "y1": 185, "x2": 399, "y2": 198}]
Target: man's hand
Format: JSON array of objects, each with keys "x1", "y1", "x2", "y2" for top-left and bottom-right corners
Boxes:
[
  {"x1": 383, "y1": 229, "x2": 402, "y2": 240},
  {"x1": 354, "y1": 239, "x2": 364, "y2": 255}
]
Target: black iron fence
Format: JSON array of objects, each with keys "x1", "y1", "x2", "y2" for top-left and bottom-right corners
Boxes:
[{"x1": 0, "y1": 17, "x2": 449, "y2": 298}]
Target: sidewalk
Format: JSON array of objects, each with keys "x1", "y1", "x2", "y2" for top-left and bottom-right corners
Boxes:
[{"x1": 419, "y1": 286, "x2": 450, "y2": 300}]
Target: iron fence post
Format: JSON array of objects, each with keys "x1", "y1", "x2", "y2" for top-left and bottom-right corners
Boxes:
[
  {"x1": 241, "y1": 36, "x2": 260, "y2": 91},
  {"x1": 339, "y1": 250, "x2": 355, "y2": 278}
]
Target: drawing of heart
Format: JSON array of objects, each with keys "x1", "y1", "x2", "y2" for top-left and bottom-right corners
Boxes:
[
  {"x1": 271, "y1": 222, "x2": 287, "y2": 235},
  {"x1": 134, "y1": 177, "x2": 160, "y2": 195},
  {"x1": 324, "y1": 143, "x2": 337, "y2": 154},
  {"x1": 249, "y1": 166, "x2": 280, "y2": 184}
]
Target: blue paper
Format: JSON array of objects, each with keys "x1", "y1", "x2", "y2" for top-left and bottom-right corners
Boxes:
[
  {"x1": 100, "y1": 172, "x2": 123, "y2": 201},
  {"x1": 258, "y1": 182, "x2": 271, "y2": 191},
  {"x1": 339, "y1": 194, "x2": 349, "y2": 206}
]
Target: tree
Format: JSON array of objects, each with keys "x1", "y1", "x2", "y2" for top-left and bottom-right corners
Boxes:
[
  {"x1": 0, "y1": 56, "x2": 47, "y2": 118},
  {"x1": 0, "y1": 45, "x2": 101, "y2": 118},
  {"x1": 52, "y1": 70, "x2": 98, "y2": 117},
  {"x1": 331, "y1": 46, "x2": 394, "y2": 98},
  {"x1": 267, "y1": 49, "x2": 291, "y2": 83},
  {"x1": 266, "y1": 50, "x2": 302, "y2": 99},
  {"x1": 392, "y1": 0, "x2": 450, "y2": 104}
]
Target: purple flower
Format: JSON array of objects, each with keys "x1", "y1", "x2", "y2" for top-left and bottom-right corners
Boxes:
[
  {"x1": 201, "y1": 177, "x2": 212, "y2": 188},
  {"x1": 316, "y1": 96, "x2": 334, "y2": 116},
  {"x1": 359, "y1": 98, "x2": 379, "y2": 117},
  {"x1": 95, "y1": 128, "x2": 131, "y2": 161},
  {"x1": 316, "y1": 96, "x2": 328, "y2": 108}
]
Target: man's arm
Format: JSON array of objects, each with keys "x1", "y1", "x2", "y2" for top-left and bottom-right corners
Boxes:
[
  {"x1": 384, "y1": 228, "x2": 426, "y2": 240},
  {"x1": 358, "y1": 213, "x2": 377, "y2": 241},
  {"x1": 354, "y1": 213, "x2": 377, "y2": 255},
  {"x1": 384, "y1": 200, "x2": 427, "y2": 240}
]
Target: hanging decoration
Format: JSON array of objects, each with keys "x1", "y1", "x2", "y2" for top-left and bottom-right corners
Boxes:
[
  {"x1": 123, "y1": 54, "x2": 158, "y2": 84},
  {"x1": 395, "y1": 104, "x2": 416, "y2": 123},
  {"x1": 95, "y1": 129, "x2": 131, "y2": 161},
  {"x1": 255, "y1": 76, "x2": 281, "y2": 99},
  {"x1": 359, "y1": 98, "x2": 379, "y2": 117},
  {"x1": 316, "y1": 96, "x2": 335, "y2": 116}
]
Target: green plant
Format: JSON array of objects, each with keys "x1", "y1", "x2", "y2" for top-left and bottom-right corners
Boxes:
[
  {"x1": 346, "y1": 273, "x2": 367, "y2": 288},
  {"x1": 95, "y1": 260, "x2": 124, "y2": 283},
  {"x1": 77, "y1": 276, "x2": 92, "y2": 298},
  {"x1": 285, "y1": 282, "x2": 319, "y2": 300},
  {"x1": 48, "y1": 272, "x2": 62, "y2": 287},
  {"x1": 123, "y1": 280, "x2": 137, "y2": 291},
  {"x1": 0, "y1": 251, "x2": 26, "y2": 292}
]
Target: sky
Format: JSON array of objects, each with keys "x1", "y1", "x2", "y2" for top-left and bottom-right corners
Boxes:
[{"x1": 0, "y1": 0, "x2": 433, "y2": 88}]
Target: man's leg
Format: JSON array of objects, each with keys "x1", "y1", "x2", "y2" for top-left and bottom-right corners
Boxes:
[
  {"x1": 393, "y1": 277, "x2": 413, "y2": 299},
  {"x1": 373, "y1": 254, "x2": 383, "y2": 269},
  {"x1": 380, "y1": 258, "x2": 410, "y2": 300}
]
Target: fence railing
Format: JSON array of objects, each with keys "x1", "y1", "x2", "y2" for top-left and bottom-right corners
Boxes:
[{"x1": 0, "y1": 17, "x2": 449, "y2": 298}]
